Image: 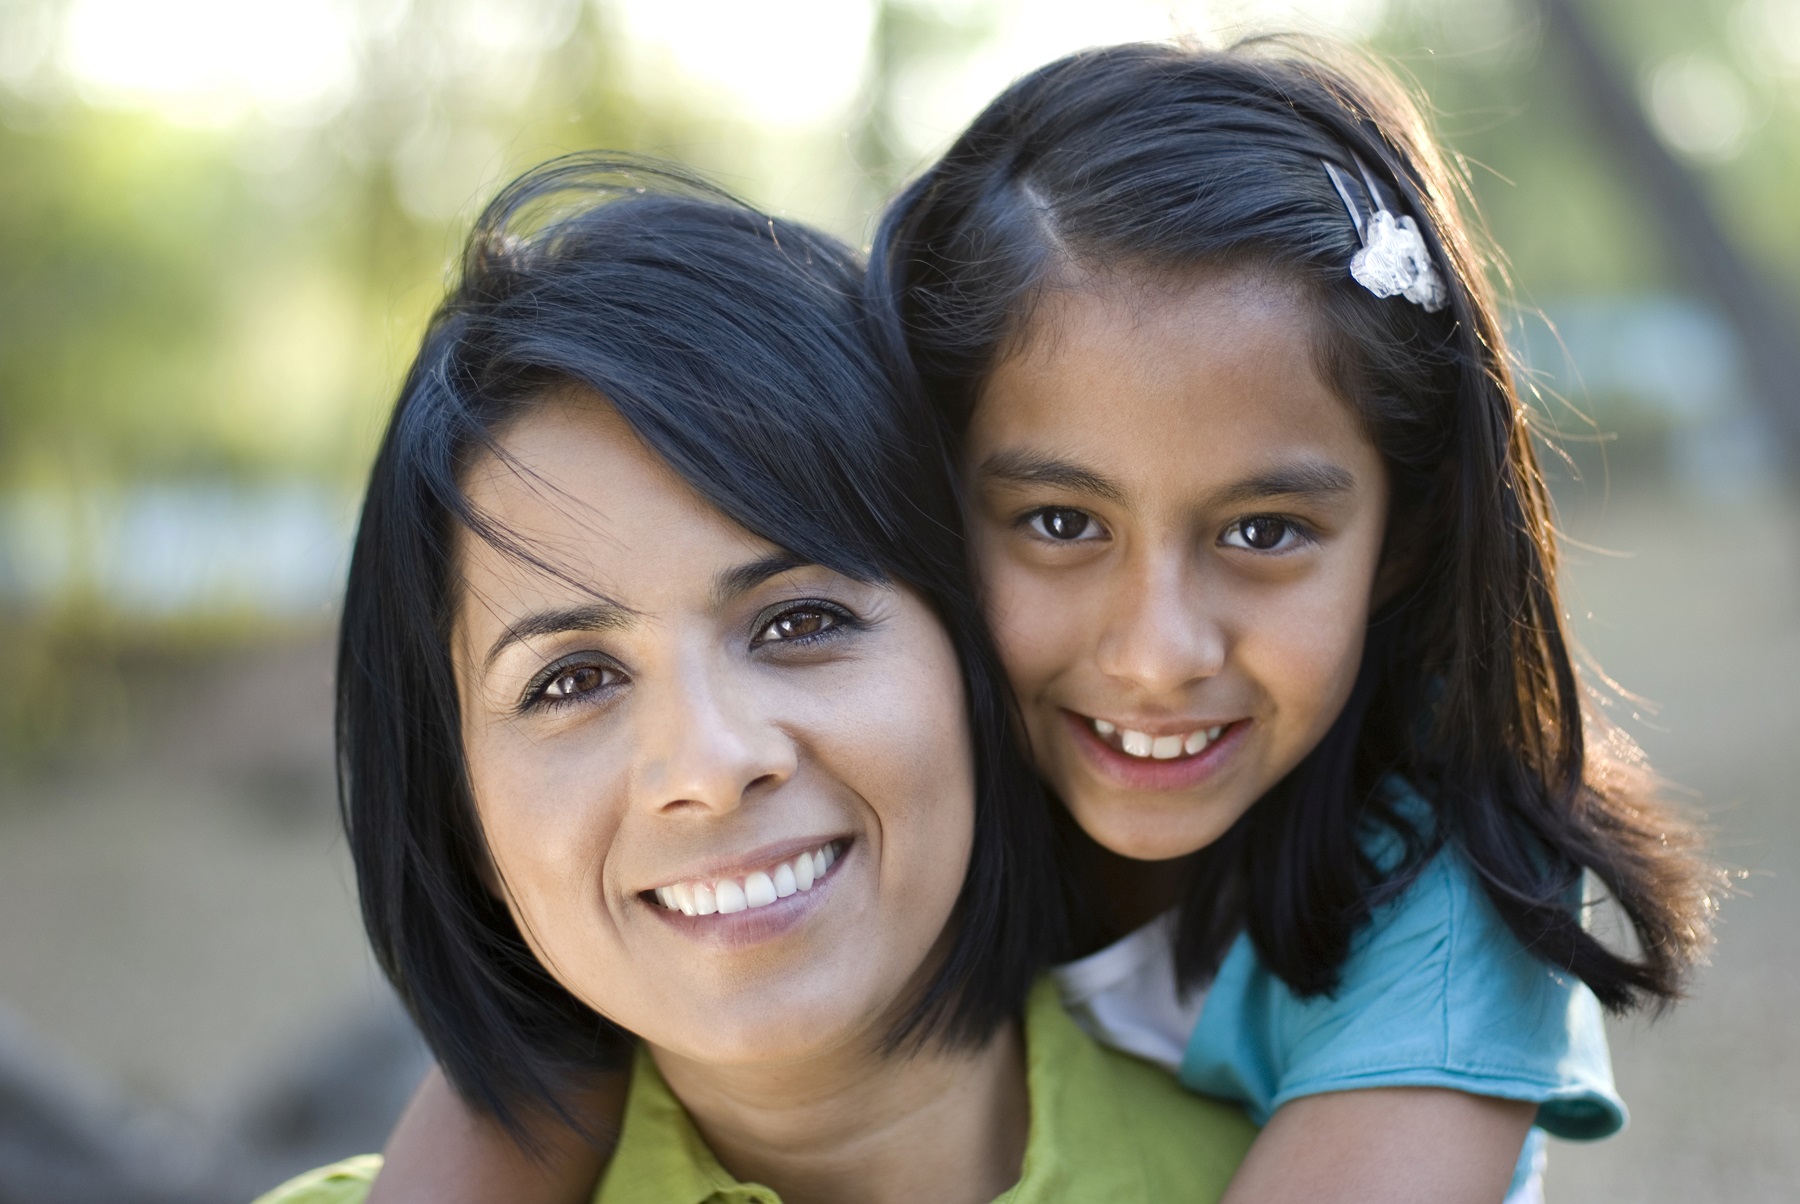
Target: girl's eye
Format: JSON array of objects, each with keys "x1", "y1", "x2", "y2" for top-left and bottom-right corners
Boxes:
[
  {"x1": 1222, "y1": 516, "x2": 1303, "y2": 552},
  {"x1": 541, "y1": 664, "x2": 618, "y2": 702},
  {"x1": 1025, "y1": 507, "x2": 1100, "y2": 542},
  {"x1": 754, "y1": 604, "x2": 847, "y2": 645}
]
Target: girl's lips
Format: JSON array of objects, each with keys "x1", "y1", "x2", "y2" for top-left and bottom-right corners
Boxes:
[{"x1": 1061, "y1": 710, "x2": 1247, "y2": 792}]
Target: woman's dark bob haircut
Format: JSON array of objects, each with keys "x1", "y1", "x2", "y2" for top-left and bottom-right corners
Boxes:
[
  {"x1": 869, "y1": 40, "x2": 1718, "y2": 1013},
  {"x1": 337, "y1": 155, "x2": 1061, "y2": 1134}
]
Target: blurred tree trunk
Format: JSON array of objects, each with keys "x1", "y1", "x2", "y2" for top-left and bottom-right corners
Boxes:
[{"x1": 1530, "y1": 0, "x2": 1800, "y2": 480}]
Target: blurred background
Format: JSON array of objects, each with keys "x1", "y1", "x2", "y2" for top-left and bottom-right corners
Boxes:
[{"x1": 0, "y1": 0, "x2": 1795, "y2": 1199}]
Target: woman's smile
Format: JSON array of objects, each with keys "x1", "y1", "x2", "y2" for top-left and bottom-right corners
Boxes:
[
  {"x1": 638, "y1": 837, "x2": 851, "y2": 949},
  {"x1": 451, "y1": 390, "x2": 977, "y2": 1067}
]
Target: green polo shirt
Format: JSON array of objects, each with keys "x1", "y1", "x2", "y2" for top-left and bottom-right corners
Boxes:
[{"x1": 254, "y1": 981, "x2": 1253, "y2": 1204}]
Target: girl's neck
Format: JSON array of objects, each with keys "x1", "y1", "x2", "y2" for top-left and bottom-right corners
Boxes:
[
  {"x1": 1090, "y1": 842, "x2": 1193, "y2": 937},
  {"x1": 1057, "y1": 813, "x2": 1195, "y2": 953},
  {"x1": 652, "y1": 1019, "x2": 1027, "y2": 1204}
]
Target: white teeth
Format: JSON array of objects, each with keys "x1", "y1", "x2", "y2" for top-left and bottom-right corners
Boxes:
[
  {"x1": 744, "y1": 871, "x2": 778, "y2": 909},
  {"x1": 715, "y1": 879, "x2": 748, "y2": 914},
  {"x1": 653, "y1": 842, "x2": 841, "y2": 917},
  {"x1": 1096, "y1": 722, "x2": 1229, "y2": 760}
]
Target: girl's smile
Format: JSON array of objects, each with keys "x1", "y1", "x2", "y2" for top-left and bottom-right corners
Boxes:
[
  {"x1": 1065, "y1": 710, "x2": 1249, "y2": 793},
  {"x1": 967, "y1": 267, "x2": 1390, "y2": 864}
]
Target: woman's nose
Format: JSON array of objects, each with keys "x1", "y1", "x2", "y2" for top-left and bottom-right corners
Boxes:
[
  {"x1": 632, "y1": 655, "x2": 797, "y2": 815},
  {"x1": 1092, "y1": 554, "x2": 1226, "y2": 696}
]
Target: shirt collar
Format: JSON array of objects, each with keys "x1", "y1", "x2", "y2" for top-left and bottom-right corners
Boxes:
[{"x1": 596, "y1": 980, "x2": 1155, "y2": 1204}]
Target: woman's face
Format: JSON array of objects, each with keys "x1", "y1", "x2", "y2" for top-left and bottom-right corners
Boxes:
[
  {"x1": 452, "y1": 392, "x2": 975, "y2": 1069},
  {"x1": 964, "y1": 268, "x2": 1389, "y2": 862}
]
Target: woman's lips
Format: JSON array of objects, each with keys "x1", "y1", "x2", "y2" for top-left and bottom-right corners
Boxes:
[
  {"x1": 1062, "y1": 710, "x2": 1247, "y2": 791},
  {"x1": 639, "y1": 839, "x2": 851, "y2": 948},
  {"x1": 646, "y1": 839, "x2": 844, "y2": 916}
]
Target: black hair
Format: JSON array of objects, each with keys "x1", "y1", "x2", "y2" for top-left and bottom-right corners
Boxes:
[
  {"x1": 868, "y1": 39, "x2": 1718, "y2": 1011},
  {"x1": 336, "y1": 155, "x2": 1062, "y2": 1136}
]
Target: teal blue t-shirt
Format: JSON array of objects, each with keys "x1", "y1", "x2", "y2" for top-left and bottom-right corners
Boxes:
[{"x1": 1178, "y1": 781, "x2": 1623, "y2": 1196}]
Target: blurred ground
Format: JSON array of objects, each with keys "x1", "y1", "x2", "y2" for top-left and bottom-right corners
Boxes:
[
  {"x1": 0, "y1": 485, "x2": 1794, "y2": 1201},
  {"x1": 1543, "y1": 483, "x2": 1800, "y2": 1201},
  {"x1": 0, "y1": 635, "x2": 428, "y2": 1201}
]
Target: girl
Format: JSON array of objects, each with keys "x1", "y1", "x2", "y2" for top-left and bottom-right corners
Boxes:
[
  {"x1": 370, "y1": 38, "x2": 1718, "y2": 1204},
  {"x1": 255, "y1": 159, "x2": 1253, "y2": 1204}
]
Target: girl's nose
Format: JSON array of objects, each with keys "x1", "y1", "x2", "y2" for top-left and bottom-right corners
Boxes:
[
  {"x1": 1092, "y1": 554, "x2": 1226, "y2": 696},
  {"x1": 632, "y1": 656, "x2": 797, "y2": 815}
]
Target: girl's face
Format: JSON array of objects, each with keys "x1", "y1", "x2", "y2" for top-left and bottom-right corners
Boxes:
[
  {"x1": 966, "y1": 268, "x2": 1389, "y2": 862},
  {"x1": 452, "y1": 392, "x2": 975, "y2": 1070}
]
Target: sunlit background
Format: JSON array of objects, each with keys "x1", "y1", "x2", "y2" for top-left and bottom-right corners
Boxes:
[{"x1": 1, "y1": 1, "x2": 1796, "y2": 1199}]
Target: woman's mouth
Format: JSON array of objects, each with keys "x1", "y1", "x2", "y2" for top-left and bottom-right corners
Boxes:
[{"x1": 646, "y1": 839, "x2": 844, "y2": 917}]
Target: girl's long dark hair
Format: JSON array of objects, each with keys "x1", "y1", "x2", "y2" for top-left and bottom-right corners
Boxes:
[{"x1": 868, "y1": 39, "x2": 1718, "y2": 1011}]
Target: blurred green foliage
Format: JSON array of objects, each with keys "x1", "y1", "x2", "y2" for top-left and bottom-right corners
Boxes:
[
  {"x1": 0, "y1": 0, "x2": 1795, "y2": 766},
  {"x1": 1378, "y1": 0, "x2": 1800, "y2": 298}
]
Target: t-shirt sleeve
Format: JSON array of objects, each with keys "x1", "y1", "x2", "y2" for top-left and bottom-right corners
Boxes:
[
  {"x1": 251, "y1": 1154, "x2": 381, "y2": 1204},
  {"x1": 1177, "y1": 845, "x2": 1625, "y2": 1140}
]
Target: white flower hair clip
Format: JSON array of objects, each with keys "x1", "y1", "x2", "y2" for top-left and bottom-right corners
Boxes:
[{"x1": 1322, "y1": 156, "x2": 1448, "y2": 313}]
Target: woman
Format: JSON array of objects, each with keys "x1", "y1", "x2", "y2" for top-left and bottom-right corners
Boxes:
[{"x1": 255, "y1": 157, "x2": 1252, "y2": 1204}]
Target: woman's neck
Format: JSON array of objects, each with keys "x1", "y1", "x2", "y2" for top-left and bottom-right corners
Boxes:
[{"x1": 652, "y1": 1019, "x2": 1028, "y2": 1204}]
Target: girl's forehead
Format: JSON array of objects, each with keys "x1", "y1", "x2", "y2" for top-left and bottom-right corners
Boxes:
[{"x1": 977, "y1": 273, "x2": 1357, "y2": 452}]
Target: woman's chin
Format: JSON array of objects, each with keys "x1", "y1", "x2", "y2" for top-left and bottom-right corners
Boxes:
[{"x1": 643, "y1": 987, "x2": 892, "y2": 1071}]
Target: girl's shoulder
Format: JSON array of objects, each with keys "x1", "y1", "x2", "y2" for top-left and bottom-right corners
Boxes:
[{"x1": 1181, "y1": 777, "x2": 1625, "y2": 1141}]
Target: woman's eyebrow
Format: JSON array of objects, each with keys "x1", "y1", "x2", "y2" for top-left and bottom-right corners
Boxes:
[
  {"x1": 978, "y1": 449, "x2": 1128, "y2": 504},
  {"x1": 713, "y1": 551, "x2": 813, "y2": 605},
  {"x1": 1206, "y1": 462, "x2": 1356, "y2": 508},
  {"x1": 484, "y1": 599, "x2": 634, "y2": 672}
]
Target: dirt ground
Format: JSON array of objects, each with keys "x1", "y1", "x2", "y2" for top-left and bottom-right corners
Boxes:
[{"x1": 1, "y1": 485, "x2": 1794, "y2": 1200}]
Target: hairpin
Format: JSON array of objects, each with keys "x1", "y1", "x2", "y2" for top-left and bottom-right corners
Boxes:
[{"x1": 1322, "y1": 155, "x2": 1447, "y2": 313}]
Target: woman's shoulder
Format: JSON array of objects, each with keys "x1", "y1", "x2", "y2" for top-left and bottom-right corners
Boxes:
[
  {"x1": 1023, "y1": 980, "x2": 1253, "y2": 1199},
  {"x1": 252, "y1": 1155, "x2": 382, "y2": 1204}
]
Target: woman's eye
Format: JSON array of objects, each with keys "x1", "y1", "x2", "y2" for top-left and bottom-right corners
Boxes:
[
  {"x1": 1222, "y1": 516, "x2": 1301, "y2": 552},
  {"x1": 541, "y1": 664, "x2": 616, "y2": 701},
  {"x1": 1025, "y1": 507, "x2": 1099, "y2": 542},
  {"x1": 755, "y1": 606, "x2": 842, "y2": 644}
]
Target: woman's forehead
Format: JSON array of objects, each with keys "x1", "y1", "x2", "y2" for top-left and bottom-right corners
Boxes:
[{"x1": 455, "y1": 396, "x2": 782, "y2": 613}]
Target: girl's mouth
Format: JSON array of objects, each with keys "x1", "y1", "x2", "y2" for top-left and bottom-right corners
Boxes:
[
  {"x1": 1063, "y1": 711, "x2": 1247, "y2": 790},
  {"x1": 1085, "y1": 716, "x2": 1225, "y2": 761},
  {"x1": 645, "y1": 839, "x2": 845, "y2": 917}
]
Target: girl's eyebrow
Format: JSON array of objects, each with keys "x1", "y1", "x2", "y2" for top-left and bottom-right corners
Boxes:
[
  {"x1": 1207, "y1": 462, "x2": 1356, "y2": 509},
  {"x1": 978, "y1": 449, "x2": 1128, "y2": 503}
]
